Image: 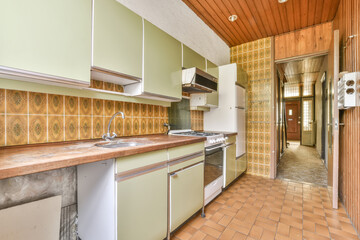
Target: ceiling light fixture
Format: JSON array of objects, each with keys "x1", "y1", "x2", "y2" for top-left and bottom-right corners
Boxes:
[
  {"x1": 278, "y1": 0, "x2": 288, "y2": 3},
  {"x1": 228, "y1": 15, "x2": 238, "y2": 22}
]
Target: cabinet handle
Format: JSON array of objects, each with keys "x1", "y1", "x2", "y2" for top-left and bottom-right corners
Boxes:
[{"x1": 170, "y1": 172, "x2": 177, "y2": 177}]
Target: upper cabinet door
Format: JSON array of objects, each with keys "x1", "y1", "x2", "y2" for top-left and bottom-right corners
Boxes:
[
  {"x1": 143, "y1": 20, "x2": 182, "y2": 100},
  {"x1": 0, "y1": 0, "x2": 91, "y2": 83},
  {"x1": 92, "y1": 0, "x2": 142, "y2": 79},
  {"x1": 182, "y1": 45, "x2": 206, "y2": 71},
  {"x1": 207, "y1": 60, "x2": 219, "y2": 79}
]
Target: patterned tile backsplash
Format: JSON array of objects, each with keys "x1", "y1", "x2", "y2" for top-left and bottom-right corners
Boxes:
[
  {"x1": 0, "y1": 88, "x2": 168, "y2": 146},
  {"x1": 191, "y1": 110, "x2": 204, "y2": 131},
  {"x1": 230, "y1": 37, "x2": 272, "y2": 178}
]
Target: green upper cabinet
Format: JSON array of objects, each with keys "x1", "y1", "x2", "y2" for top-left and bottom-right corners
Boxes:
[
  {"x1": 92, "y1": 0, "x2": 142, "y2": 79},
  {"x1": 206, "y1": 60, "x2": 219, "y2": 79},
  {"x1": 0, "y1": 0, "x2": 91, "y2": 83},
  {"x1": 143, "y1": 20, "x2": 182, "y2": 100},
  {"x1": 182, "y1": 45, "x2": 206, "y2": 71}
]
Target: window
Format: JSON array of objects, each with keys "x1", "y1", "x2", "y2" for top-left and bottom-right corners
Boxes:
[
  {"x1": 303, "y1": 83, "x2": 314, "y2": 96},
  {"x1": 302, "y1": 99, "x2": 313, "y2": 131},
  {"x1": 284, "y1": 84, "x2": 300, "y2": 98}
]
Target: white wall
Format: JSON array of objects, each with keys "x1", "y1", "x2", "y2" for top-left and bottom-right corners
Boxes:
[{"x1": 117, "y1": 0, "x2": 230, "y2": 66}]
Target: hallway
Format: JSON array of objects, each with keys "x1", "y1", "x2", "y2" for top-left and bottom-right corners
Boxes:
[
  {"x1": 277, "y1": 141, "x2": 328, "y2": 186},
  {"x1": 173, "y1": 175, "x2": 359, "y2": 240}
]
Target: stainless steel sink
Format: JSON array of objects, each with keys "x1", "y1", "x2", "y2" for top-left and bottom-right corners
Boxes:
[{"x1": 95, "y1": 141, "x2": 146, "y2": 148}]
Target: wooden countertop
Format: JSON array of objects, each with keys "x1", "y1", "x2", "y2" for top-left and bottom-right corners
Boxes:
[{"x1": 0, "y1": 135, "x2": 205, "y2": 180}]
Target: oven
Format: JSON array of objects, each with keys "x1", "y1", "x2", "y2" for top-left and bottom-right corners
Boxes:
[{"x1": 204, "y1": 143, "x2": 225, "y2": 205}]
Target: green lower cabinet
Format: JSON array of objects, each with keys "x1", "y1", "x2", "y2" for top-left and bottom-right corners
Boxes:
[
  {"x1": 225, "y1": 143, "x2": 236, "y2": 187},
  {"x1": 143, "y1": 20, "x2": 182, "y2": 100},
  {"x1": 170, "y1": 162, "x2": 204, "y2": 231},
  {"x1": 117, "y1": 168, "x2": 168, "y2": 240},
  {"x1": 236, "y1": 154, "x2": 247, "y2": 178}
]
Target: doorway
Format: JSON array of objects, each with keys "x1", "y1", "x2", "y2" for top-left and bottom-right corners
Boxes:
[{"x1": 275, "y1": 55, "x2": 328, "y2": 186}]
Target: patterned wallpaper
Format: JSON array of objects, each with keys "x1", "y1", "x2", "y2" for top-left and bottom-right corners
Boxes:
[
  {"x1": 0, "y1": 88, "x2": 168, "y2": 146},
  {"x1": 191, "y1": 110, "x2": 204, "y2": 131},
  {"x1": 230, "y1": 37, "x2": 272, "y2": 177}
]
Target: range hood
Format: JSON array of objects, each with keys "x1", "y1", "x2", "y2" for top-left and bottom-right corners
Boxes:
[{"x1": 182, "y1": 67, "x2": 218, "y2": 93}]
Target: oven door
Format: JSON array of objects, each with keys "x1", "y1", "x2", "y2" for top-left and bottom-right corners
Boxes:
[{"x1": 204, "y1": 144, "x2": 224, "y2": 186}]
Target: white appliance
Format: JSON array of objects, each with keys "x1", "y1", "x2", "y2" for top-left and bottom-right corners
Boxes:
[{"x1": 204, "y1": 63, "x2": 246, "y2": 158}]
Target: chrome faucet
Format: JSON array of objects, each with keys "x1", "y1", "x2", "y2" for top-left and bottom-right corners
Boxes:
[
  {"x1": 102, "y1": 111, "x2": 125, "y2": 141},
  {"x1": 163, "y1": 122, "x2": 171, "y2": 135}
]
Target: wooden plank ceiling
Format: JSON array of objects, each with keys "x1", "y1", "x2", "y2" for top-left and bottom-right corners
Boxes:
[
  {"x1": 182, "y1": 0, "x2": 340, "y2": 46},
  {"x1": 277, "y1": 56, "x2": 325, "y2": 85}
]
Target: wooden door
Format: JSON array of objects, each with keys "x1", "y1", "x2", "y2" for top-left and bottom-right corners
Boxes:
[{"x1": 285, "y1": 101, "x2": 301, "y2": 140}]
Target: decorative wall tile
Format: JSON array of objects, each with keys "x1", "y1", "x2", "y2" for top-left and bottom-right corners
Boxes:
[
  {"x1": 231, "y1": 37, "x2": 272, "y2": 178},
  {"x1": 65, "y1": 116, "x2": 78, "y2": 141},
  {"x1": 0, "y1": 88, "x2": 169, "y2": 146},
  {"x1": 104, "y1": 100, "x2": 114, "y2": 116},
  {"x1": 115, "y1": 101, "x2": 124, "y2": 113},
  {"x1": 124, "y1": 102, "x2": 132, "y2": 116},
  {"x1": 132, "y1": 118, "x2": 140, "y2": 135},
  {"x1": 0, "y1": 89, "x2": 5, "y2": 114},
  {"x1": 48, "y1": 94, "x2": 64, "y2": 115},
  {"x1": 115, "y1": 118, "x2": 124, "y2": 136},
  {"x1": 154, "y1": 119, "x2": 160, "y2": 133},
  {"x1": 93, "y1": 117, "x2": 103, "y2": 138},
  {"x1": 103, "y1": 82, "x2": 114, "y2": 91},
  {"x1": 29, "y1": 92, "x2": 46, "y2": 115},
  {"x1": 91, "y1": 80, "x2": 103, "y2": 89},
  {"x1": 48, "y1": 116, "x2": 64, "y2": 142},
  {"x1": 147, "y1": 118, "x2": 154, "y2": 134},
  {"x1": 6, "y1": 114, "x2": 28, "y2": 146},
  {"x1": 0, "y1": 115, "x2": 5, "y2": 146},
  {"x1": 6, "y1": 90, "x2": 27, "y2": 114},
  {"x1": 140, "y1": 118, "x2": 147, "y2": 135},
  {"x1": 80, "y1": 117, "x2": 92, "y2": 140},
  {"x1": 80, "y1": 98, "x2": 91, "y2": 116},
  {"x1": 114, "y1": 84, "x2": 124, "y2": 93},
  {"x1": 190, "y1": 110, "x2": 204, "y2": 131},
  {"x1": 65, "y1": 96, "x2": 78, "y2": 116},
  {"x1": 29, "y1": 115, "x2": 47, "y2": 144},
  {"x1": 140, "y1": 104, "x2": 147, "y2": 117},
  {"x1": 132, "y1": 103, "x2": 140, "y2": 117},
  {"x1": 124, "y1": 118, "x2": 132, "y2": 136},
  {"x1": 154, "y1": 105, "x2": 159, "y2": 117},
  {"x1": 147, "y1": 105, "x2": 153, "y2": 117},
  {"x1": 93, "y1": 99, "x2": 103, "y2": 116}
]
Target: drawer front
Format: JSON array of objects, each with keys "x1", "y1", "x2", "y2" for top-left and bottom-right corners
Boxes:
[
  {"x1": 170, "y1": 162, "x2": 204, "y2": 231},
  {"x1": 168, "y1": 155, "x2": 204, "y2": 173},
  {"x1": 116, "y1": 150, "x2": 167, "y2": 173},
  {"x1": 168, "y1": 142, "x2": 204, "y2": 160}
]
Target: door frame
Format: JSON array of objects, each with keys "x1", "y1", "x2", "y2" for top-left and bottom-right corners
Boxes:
[{"x1": 271, "y1": 49, "x2": 329, "y2": 179}]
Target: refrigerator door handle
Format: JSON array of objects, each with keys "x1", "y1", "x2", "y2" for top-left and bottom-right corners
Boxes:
[{"x1": 235, "y1": 106, "x2": 245, "y2": 109}]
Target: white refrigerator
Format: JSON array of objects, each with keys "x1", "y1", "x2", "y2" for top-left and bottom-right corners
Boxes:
[{"x1": 204, "y1": 63, "x2": 246, "y2": 157}]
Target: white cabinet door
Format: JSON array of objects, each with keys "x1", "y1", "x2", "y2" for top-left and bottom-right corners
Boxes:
[
  {"x1": 236, "y1": 109, "x2": 246, "y2": 157},
  {"x1": 236, "y1": 86, "x2": 246, "y2": 108}
]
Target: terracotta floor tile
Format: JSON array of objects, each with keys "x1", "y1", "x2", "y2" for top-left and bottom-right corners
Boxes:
[
  {"x1": 174, "y1": 175, "x2": 359, "y2": 240},
  {"x1": 190, "y1": 231, "x2": 206, "y2": 240},
  {"x1": 219, "y1": 228, "x2": 236, "y2": 239}
]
